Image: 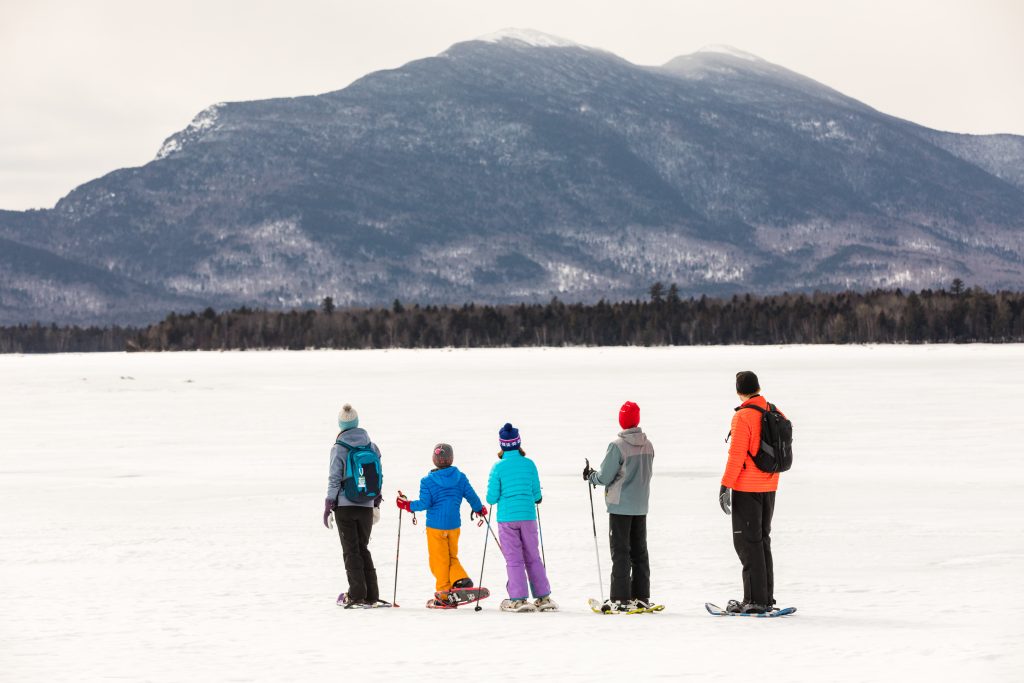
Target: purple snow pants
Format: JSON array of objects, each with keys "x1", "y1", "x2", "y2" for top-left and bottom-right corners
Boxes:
[{"x1": 498, "y1": 520, "x2": 551, "y2": 599}]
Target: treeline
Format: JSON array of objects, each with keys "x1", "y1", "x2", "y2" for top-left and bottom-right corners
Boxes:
[
  {"x1": 3, "y1": 285, "x2": 1023, "y2": 354},
  {"x1": 0, "y1": 323, "x2": 134, "y2": 354}
]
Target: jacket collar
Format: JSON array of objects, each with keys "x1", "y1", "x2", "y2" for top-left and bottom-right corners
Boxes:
[{"x1": 736, "y1": 395, "x2": 766, "y2": 410}]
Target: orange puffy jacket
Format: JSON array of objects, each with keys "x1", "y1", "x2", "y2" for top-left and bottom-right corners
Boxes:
[{"x1": 721, "y1": 395, "x2": 780, "y2": 493}]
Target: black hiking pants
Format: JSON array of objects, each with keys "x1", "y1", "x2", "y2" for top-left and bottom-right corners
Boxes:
[
  {"x1": 731, "y1": 490, "x2": 775, "y2": 606},
  {"x1": 334, "y1": 505, "x2": 379, "y2": 602},
  {"x1": 609, "y1": 513, "x2": 650, "y2": 602}
]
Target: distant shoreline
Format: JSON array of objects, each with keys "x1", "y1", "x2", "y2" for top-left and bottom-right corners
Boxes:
[{"x1": 2, "y1": 285, "x2": 1021, "y2": 354}]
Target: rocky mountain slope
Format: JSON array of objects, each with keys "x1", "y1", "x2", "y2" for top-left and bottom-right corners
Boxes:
[{"x1": 2, "y1": 29, "x2": 1022, "y2": 324}]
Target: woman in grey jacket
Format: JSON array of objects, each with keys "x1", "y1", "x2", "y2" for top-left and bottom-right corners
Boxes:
[
  {"x1": 323, "y1": 404, "x2": 383, "y2": 607},
  {"x1": 583, "y1": 401, "x2": 655, "y2": 612}
]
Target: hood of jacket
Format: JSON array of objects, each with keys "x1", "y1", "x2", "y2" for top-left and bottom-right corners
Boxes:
[
  {"x1": 337, "y1": 427, "x2": 371, "y2": 448},
  {"x1": 426, "y1": 466, "x2": 462, "y2": 488},
  {"x1": 618, "y1": 426, "x2": 648, "y2": 447}
]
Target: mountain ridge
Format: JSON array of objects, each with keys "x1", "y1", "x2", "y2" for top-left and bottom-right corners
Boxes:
[{"x1": 1, "y1": 32, "x2": 1022, "y2": 324}]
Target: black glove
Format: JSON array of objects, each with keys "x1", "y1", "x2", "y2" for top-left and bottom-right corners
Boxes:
[
  {"x1": 535, "y1": 496, "x2": 542, "y2": 505},
  {"x1": 719, "y1": 485, "x2": 732, "y2": 515},
  {"x1": 583, "y1": 461, "x2": 596, "y2": 481}
]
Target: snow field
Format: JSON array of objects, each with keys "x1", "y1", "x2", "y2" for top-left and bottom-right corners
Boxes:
[{"x1": 1, "y1": 345, "x2": 1022, "y2": 681}]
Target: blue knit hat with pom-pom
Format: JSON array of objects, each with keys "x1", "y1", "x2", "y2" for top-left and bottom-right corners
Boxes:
[{"x1": 498, "y1": 423, "x2": 521, "y2": 451}]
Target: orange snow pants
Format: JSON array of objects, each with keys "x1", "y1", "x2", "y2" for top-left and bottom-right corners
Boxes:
[{"x1": 426, "y1": 527, "x2": 470, "y2": 595}]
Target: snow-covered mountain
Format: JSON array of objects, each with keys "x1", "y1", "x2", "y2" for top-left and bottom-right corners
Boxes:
[{"x1": 1, "y1": 30, "x2": 1023, "y2": 324}]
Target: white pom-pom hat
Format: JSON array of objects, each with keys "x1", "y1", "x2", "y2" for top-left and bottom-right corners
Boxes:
[{"x1": 338, "y1": 403, "x2": 359, "y2": 430}]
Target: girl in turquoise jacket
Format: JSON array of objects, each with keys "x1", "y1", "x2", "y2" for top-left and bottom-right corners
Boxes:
[{"x1": 486, "y1": 423, "x2": 556, "y2": 612}]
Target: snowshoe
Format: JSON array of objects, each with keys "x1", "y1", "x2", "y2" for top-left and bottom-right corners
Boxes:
[
  {"x1": 628, "y1": 599, "x2": 665, "y2": 613},
  {"x1": 436, "y1": 586, "x2": 490, "y2": 606},
  {"x1": 337, "y1": 593, "x2": 367, "y2": 608},
  {"x1": 337, "y1": 592, "x2": 385, "y2": 609},
  {"x1": 706, "y1": 602, "x2": 796, "y2": 617},
  {"x1": 533, "y1": 596, "x2": 559, "y2": 612},
  {"x1": 588, "y1": 598, "x2": 628, "y2": 614},
  {"x1": 426, "y1": 598, "x2": 458, "y2": 609},
  {"x1": 500, "y1": 598, "x2": 537, "y2": 612}
]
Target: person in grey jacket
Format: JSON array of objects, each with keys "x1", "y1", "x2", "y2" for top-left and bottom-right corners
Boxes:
[
  {"x1": 583, "y1": 401, "x2": 655, "y2": 612},
  {"x1": 323, "y1": 403, "x2": 383, "y2": 607}
]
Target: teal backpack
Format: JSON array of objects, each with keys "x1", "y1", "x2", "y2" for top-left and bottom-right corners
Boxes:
[{"x1": 340, "y1": 440, "x2": 383, "y2": 503}]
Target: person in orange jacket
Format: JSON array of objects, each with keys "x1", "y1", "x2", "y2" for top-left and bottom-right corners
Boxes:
[{"x1": 719, "y1": 370, "x2": 781, "y2": 614}]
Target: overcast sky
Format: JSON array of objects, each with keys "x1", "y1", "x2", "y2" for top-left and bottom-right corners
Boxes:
[{"x1": 2, "y1": 0, "x2": 1022, "y2": 210}]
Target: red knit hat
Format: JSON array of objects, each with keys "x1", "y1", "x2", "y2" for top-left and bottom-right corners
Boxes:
[{"x1": 618, "y1": 401, "x2": 640, "y2": 429}]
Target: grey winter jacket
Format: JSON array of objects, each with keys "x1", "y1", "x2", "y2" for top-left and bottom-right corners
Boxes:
[
  {"x1": 326, "y1": 427, "x2": 382, "y2": 508},
  {"x1": 588, "y1": 427, "x2": 654, "y2": 516}
]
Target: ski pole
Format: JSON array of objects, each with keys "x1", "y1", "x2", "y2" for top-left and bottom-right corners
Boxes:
[
  {"x1": 586, "y1": 458, "x2": 605, "y2": 603},
  {"x1": 536, "y1": 503, "x2": 546, "y2": 568},
  {"x1": 475, "y1": 510, "x2": 494, "y2": 612},
  {"x1": 394, "y1": 490, "x2": 407, "y2": 607},
  {"x1": 472, "y1": 510, "x2": 503, "y2": 553},
  {"x1": 488, "y1": 523, "x2": 502, "y2": 552}
]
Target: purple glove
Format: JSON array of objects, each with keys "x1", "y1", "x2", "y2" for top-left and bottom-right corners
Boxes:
[{"x1": 323, "y1": 498, "x2": 335, "y2": 528}]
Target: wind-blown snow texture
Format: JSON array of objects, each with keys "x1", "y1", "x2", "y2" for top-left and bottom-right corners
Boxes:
[{"x1": 1, "y1": 345, "x2": 1022, "y2": 681}]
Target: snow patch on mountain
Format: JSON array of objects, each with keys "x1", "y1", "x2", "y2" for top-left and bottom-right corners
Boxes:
[
  {"x1": 477, "y1": 28, "x2": 581, "y2": 48},
  {"x1": 191, "y1": 104, "x2": 224, "y2": 131},
  {"x1": 156, "y1": 103, "x2": 225, "y2": 160},
  {"x1": 794, "y1": 118, "x2": 853, "y2": 142},
  {"x1": 696, "y1": 44, "x2": 764, "y2": 62},
  {"x1": 155, "y1": 138, "x2": 182, "y2": 159},
  {"x1": 549, "y1": 262, "x2": 619, "y2": 292},
  {"x1": 163, "y1": 218, "x2": 332, "y2": 300}
]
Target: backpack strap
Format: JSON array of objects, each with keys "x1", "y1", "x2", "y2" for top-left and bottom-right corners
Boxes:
[
  {"x1": 334, "y1": 438, "x2": 353, "y2": 481},
  {"x1": 733, "y1": 403, "x2": 768, "y2": 464},
  {"x1": 728, "y1": 402, "x2": 764, "y2": 441}
]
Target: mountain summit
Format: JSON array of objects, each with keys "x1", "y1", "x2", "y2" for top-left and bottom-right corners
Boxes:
[
  {"x1": 1, "y1": 32, "x2": 1023, "y2": 324},
  {"x1": 475, "y1": 28, "x2": 583, "y2": 48},
  {"x1": 695, "y1": 44, "x2": 765, "y2": 61}
]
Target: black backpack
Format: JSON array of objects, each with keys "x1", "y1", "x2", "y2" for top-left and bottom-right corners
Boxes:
[{"x1": 737, "y1": 403, "x2": 793, "y2": 473}]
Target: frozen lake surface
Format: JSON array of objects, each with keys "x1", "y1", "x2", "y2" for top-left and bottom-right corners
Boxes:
[{"x1": 2, "y1": 345, "x2": 1022, "y2": 681}]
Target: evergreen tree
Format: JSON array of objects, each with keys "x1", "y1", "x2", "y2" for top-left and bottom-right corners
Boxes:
[{"x1": 649, "y1": 282, "x2": 665, "y2": 304}]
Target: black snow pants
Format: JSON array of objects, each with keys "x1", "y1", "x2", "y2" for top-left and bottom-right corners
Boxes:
[
  {"x1": 731, "y1": 490, "x2": 775, "y2": 606},
  {"x1": 334, "y1": 505, "x2": 379, "y2": 603},
  {"x1": 609, "y1": 513, "x2": 650, "y2": 602}
]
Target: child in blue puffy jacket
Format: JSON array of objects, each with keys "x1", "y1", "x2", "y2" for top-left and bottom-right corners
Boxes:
[
  {"x1": 487, "y1": 423, "x2": 557, "y2": 612},
  {"x1": 397, "y1": 443, "x2": 486, "y2": 607}
]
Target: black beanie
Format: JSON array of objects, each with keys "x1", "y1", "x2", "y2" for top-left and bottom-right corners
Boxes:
[{"x1": 736, "y1": 371, "x2": 760, "y2": 395}]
